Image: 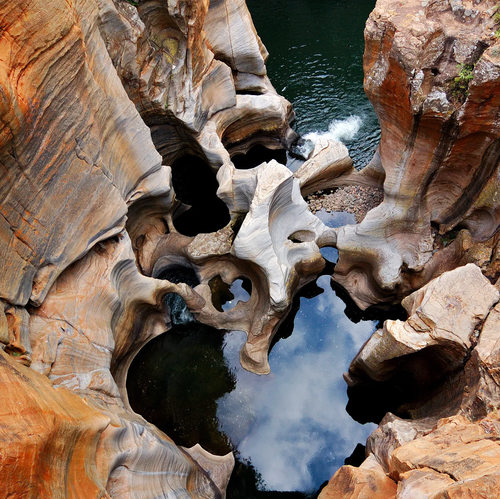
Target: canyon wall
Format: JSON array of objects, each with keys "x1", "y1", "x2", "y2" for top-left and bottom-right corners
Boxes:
[
  {"x1": 323, "y1": 264, "x2": 500, "y2": 499},
  {"x1": 333, "y1": 0, "x2": 500, "y2": 310},
  {"x1": 0, "y1": 0, "x2": 339, "y2": 496},
  {"x1": 324, "y1": 1, "x2": 500, "y2": 497},
  {"x1": 4, "y1": 0, "x2": 500, "y2": 497}
]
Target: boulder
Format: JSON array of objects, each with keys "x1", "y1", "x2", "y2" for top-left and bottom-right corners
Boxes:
[
  {"x1": 347, "y1": 264, "x2": 499, "y2": 385},
  {"x1": 318, "y1": 465, "x2": 397, "y2": 499}
]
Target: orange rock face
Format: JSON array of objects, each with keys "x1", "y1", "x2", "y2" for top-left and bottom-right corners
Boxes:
[
  {"x1": 318, "y1": 466, "x2": 397, "y2": 499},
  {"x1": 334, "y1": 0, "x2": 500, "y2": 309},
  {"x1": 0, "y1": 349, "x2": 110, "y2": 498},
  {"x1": 0, "y1": 0, "x2": 301, "y2": 496},
  {"x1": 329, "y1": 410, "x2": 500, "y2": 499},
  {"x1": 335, "y1": 261, "x2": 500, "y2": 498}
]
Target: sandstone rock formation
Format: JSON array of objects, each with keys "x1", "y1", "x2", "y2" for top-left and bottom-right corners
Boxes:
[
  {"x1": 5, "y1": 0, "x2": 500, "y2": 496},
  {"x1": 0, "y1": 0, "x2": 341, "y2": 496},
  {"x1": 333, "y1": 0, "x2": 500, "y2": 310},
  {"x1": 315, "y1": 2, "x2": 500, "y2": 497},
  {"x1": 328, "y1": 262, "x2": 500, "y2": 498},
  {"x1": 346, "y1": 264, "x2": 499, "y2": 386}
]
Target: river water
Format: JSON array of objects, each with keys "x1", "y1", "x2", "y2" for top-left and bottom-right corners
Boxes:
[
  {"x1": 128, "y1": 1, "x2": 382, "y2": 497},
  {"x1": 247, "y1": 0, "x2": 379, "y2": 168},
  {"x1": 223, "y1": 3, "x2": 381, "y2": 491}
]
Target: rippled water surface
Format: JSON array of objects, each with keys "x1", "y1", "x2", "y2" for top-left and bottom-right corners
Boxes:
[{"x1": 247, "y1": 0, "x2": 379, "y2": 168}]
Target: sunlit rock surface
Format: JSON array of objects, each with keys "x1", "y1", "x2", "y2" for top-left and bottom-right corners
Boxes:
[
  {"x1": 5, "y1": 0, "x2": 500, "y2": 496},
  {"x1": 334, "y1": 0, "x2": 500, "y2": 309},
  {"x1": 330, "y1": 263, "x2": 500, "y2": 498},
  {"x1": 0, "y1": 0, "x2": 324, "y2": 496},
  {"x1": 318, "y1": 465, "x2": 397, "y2": 499},
  {"x1": 346, "y1": 264, "x2": 499, "y2": 385}
]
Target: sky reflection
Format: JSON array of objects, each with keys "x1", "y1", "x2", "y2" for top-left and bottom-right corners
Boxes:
[{"x1": 217, "y1": 275, "x2": 377, "y2": 492}]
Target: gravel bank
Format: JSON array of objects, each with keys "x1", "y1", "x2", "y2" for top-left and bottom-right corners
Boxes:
[{"x1": 306, "y1": 185, "x2": 384, "y2": 223}]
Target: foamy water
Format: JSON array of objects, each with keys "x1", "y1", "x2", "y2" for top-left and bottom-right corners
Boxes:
[
  {"x1": 297, "y1": 115, "x2": 364, "y2": 159},
  {"x1": 304, "y1": 115, "x2": 363, "y2": 144}
]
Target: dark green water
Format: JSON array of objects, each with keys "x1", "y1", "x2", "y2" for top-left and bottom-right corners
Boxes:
[
  {"x1": 128, "y1": 272, "x2": 378, "y2": 497},
  {"x1": 247, "y1": 0, "x2": 379, "y2": 168}
]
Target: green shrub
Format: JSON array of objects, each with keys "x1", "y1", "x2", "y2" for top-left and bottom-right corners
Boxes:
[{"x1": 451, "y1": 63, "x2": 475, "y2": 100}]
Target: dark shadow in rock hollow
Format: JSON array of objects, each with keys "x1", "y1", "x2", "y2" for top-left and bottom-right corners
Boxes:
[
  {"x1": 157, "y1": 264, "x2": 200, "y2": 287},
  {"x1": 344, "y1": 443, "x2": 366, "y2": 467},
  {"x1": 127, "y1": 322, "x2": 234, "y2": 456},
  {"x1": 330, "y1": 279, "x2": 407, "y2": 329},
  {"x1": 127, "y1": 321, "x2": 313, "y2": 499},
  {"x1": 346, "y1": 345, "x2": 465, "y2": 425},
  {"x1": 170, "y1": 155, "x2": 230, "y2": 236},
  {"x1": 231, "y1": 145, "x2": 287, "y2": 170}
]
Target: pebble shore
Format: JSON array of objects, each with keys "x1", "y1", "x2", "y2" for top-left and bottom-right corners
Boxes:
[{"x1": 306, "y1": 185, "x2": 384, "y2": 223}]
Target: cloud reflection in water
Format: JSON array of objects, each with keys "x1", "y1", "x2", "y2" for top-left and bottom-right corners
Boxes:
[{"x1": 216, "y1": 275, "x2": 377, "y2": 492}]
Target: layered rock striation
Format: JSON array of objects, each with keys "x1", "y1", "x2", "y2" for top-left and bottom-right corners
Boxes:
[
  {"x1": 0, "y1": 0, "x2": 338, "y2": 496},
  {"x1": 4, "y1": 0, "x2": 500, "y2": 497},
  {"x1": 318, "y1": 1, "x2": 500, "y2": 497},
  {"x1": 325, "y1": 264, "x2": 500, "y2": 498},
  {"x1": 333, "y1": 0, "x2": 500, "y2": 309}
]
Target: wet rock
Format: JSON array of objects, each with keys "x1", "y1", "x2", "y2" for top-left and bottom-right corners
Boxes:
[
  {"x1": 289, "y1": 136, "x2": 315, "y2": 160},
  {"x1": 295, "y1": 139, "x2": 354, "y2": 196}
]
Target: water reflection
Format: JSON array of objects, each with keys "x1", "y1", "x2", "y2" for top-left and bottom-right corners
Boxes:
[
  {"x1": 128, "y1": 211, "x2": 381, "y2": 495},
  {"x1": 314, "y1": 209, "x2": 356, "y2": 229},
  {"x1": 209, "y1": 276, "x2": 253, "y2": 313},
  {"x1": 314, "y1": 210, "x2": 356, "y2": 264},
  {"x1": 217, "y1": 275, "x2": 377, "y2": 493}
]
